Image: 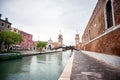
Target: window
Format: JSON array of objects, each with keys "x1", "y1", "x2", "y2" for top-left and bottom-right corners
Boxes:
[
  {"x1": 88, "y1": 30, "x2": 91, "y2": 40},
  {"x1": 1, "y1": 23, "x2": 4, "y2": 26},
  {"x1": 106, "y1": 0, "x2": 113, "y2": 28},
  {"x1": 8, "y1": 25, "x2": 10, "y2": 28}
]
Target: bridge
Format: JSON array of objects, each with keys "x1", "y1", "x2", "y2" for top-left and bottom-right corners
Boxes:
[{"x1": 51, "y1": 46, "x2": 78, "y2": 51}]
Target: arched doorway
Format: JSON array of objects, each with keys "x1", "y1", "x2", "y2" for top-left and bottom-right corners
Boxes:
[{"x1": 48, "y1": 45, "x2": 51, "y2": 50}]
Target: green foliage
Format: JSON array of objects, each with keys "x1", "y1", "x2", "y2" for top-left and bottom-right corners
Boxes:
[
  {"x1": 0, "y1": 31, "x2": 23, "y2": 51},
  {"x1": 37, "y1": 41, "x2": 47, "y2": 50}
]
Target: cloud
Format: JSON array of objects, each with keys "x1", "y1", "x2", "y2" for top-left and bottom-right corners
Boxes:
[{"x1": 0, "y1": 0, "x2": 97, "y2": 45}]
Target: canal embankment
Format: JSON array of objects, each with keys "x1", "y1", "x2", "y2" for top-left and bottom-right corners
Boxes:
[
  {"x1": 0, "y1": 52, "x2": 23, "y2": 61},
  {"x1": 0, "y1": 50, "x2": 63, "y2": 62},
  {"x1": 59, "y1": 51, "x2": 74, "y2": 80},
  {"x1": 22, "y1": 50, "x2": 63, "y2": 56}
]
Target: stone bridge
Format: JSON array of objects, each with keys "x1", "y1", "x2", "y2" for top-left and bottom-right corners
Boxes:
[{"x1": 51, "y1": 46, "x2": 78, "y2": 51}]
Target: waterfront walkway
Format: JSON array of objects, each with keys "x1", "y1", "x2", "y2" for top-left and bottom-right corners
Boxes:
[{"x1": 70, "y1": 51, "x2": 120, "y2": 80}]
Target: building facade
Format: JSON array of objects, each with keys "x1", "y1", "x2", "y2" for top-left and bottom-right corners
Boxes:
[
  {"x1": 82, "y1": 0, "x2": 120, "y2": 56},
  {"x1": 46, "y1": 38, "x2": 54, "y2": 50},
  {"x1": 19, "y1": 30, "x2": 33, "y2": 50},
  {"x1": 46, "y1": 34, "x2": 63, "y2": 49},
  {"x1": 0, "y1": 14, "x2": 12, "y2": 51},
  {"x1": 33, "y1": 41, "x2": 39, "y2": 50},
  {"x1": 10, "y1": 27, "x2": 19, "y2": 33},
  {"x1": 0, "y1": 14, "x2": 11, "y2": 32}
]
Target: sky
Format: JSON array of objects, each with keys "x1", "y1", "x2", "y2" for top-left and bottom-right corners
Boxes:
[{"x1": 0, "y1": 0, "x2": 97, "y2": 45}]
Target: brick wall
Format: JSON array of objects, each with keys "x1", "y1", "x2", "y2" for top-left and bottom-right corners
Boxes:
[
  {"x1": 19, "y1": 30, "x2": 33, "y2": 50},
  {"x1": 114, "y1": 0, "x2": 120, "y2": 26},
  {"x1": 82, "y1": 0, "x2": 120, "y2": 56},
  {"x1": 83, "y1": 28, "x2": 120, "y2": 56},
  {"x1": 82, "y1": 0, "x2": 106, "y2": 44}
]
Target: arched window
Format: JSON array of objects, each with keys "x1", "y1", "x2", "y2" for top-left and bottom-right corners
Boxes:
[
  {"x1": 106, "y1": 0, "x2": 113, "y2": 28},
  {"x1": 88, "y1": 30, "x2": 91, "y2": 40}
]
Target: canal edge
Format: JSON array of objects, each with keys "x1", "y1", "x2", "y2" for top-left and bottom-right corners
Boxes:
[{"x1": 58, "y1": 52, "x2": 74, "y2": 80}]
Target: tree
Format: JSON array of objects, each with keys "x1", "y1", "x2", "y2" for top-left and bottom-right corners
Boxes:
[
  {"x1": 37, "y1": 41, "x2": 47, "y2": 51},
  {"x1": 0, "y1": 31, "x2": 23, "y2": 52}
]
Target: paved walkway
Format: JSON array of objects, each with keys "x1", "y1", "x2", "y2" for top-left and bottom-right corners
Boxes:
[{"x1": 70, "y1": 51, "x2": 120, "y2": 80}]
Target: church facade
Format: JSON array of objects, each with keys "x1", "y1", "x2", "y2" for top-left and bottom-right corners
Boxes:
[
  {"x1": 46, "y1": 34, "x2": 63, "y2": 50},
  {"x1": 82, "y1": 0, "x2": 120, "y2": 56}
]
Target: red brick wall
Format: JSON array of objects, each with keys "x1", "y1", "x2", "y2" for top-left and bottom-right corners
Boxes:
[
  {"x1": 82, "y1": 0, "x2": 120, "y2": 56},
  {"x1": 114, "y1": 0, "x2": 120, "y2": 26},
  {"x1": 82, "y1": 0, "x2": 106, "y2": 43},
  {"x1": 19, "y1": 31, "x2": 33, "y2": 50},
  {"x1": 83, "y1": 28, "x2": 120, "y2": 56}
]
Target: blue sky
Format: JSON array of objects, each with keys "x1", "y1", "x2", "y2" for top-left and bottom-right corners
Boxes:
[{"x1": 0, "y1": 0, "x2": 97, "y2": 45}]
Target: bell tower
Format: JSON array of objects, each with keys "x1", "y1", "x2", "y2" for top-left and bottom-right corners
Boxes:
[
  {"x1": 58, "y1": 34, "x2": 63, "y2": 47},
  {"x1": 75, "y1": 34, "x2": 80, "y2": 48}
]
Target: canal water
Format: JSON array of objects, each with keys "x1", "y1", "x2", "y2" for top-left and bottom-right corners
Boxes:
[{"x1": 0, "y1": 50, "x2": 72, "y2": 80}]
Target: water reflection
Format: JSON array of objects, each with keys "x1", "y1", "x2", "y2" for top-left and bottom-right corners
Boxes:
[{"x1": 0, "y1": 50, "x2": 71, "y2": 80}]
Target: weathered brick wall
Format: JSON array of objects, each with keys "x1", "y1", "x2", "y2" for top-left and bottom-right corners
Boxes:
[
  {"x1": 82, "y1": 0, "x2": 120, "y2": 56},
  {"x1": 83, "y1": 28, "x2": 120, "y2": 56},
  {"x1": 114, "y1": 0, "x2": 120, "y2": 26},
  {"x1": 82, "y1": 0, "x2": 106, "y2": 43}
]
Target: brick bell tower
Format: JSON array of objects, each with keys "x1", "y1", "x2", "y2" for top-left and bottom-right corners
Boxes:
[
  {"x1": 58, "y1": 34, "x2": 63, "y2": 47},
  {"x1": 75, "y1": 34, "x2": 80, "y2": 48}
]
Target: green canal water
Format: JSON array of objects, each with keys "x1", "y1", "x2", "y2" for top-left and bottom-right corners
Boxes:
[{"x1": 0, "y1": 50, "x2": 72, "y2": 80}]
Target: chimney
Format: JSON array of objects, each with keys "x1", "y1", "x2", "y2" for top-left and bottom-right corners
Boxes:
[
  {"x1": 0, "y1": 14, "x2": 1, "y2": 19},
  {"x1": 5, "y1": 17, "x2": 8, "y2": 22}
]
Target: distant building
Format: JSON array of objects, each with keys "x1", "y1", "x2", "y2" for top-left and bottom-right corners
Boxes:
[
  {"x1": 33, "y1": 41, "x2": 39, "y2": 50},
  {"x1": 82, "y1": 0, "x2": 120, "y2": 56},
  {"x1": 0, "y1": 14, "x2": 11, "y2": 32},
  {"x1": 46, "y1": 38, "x2": 54, "y2": 50},
  {"x1": 75, "y1": 34, "x2": 82, "y2": 50},
  {"x1": 19, "y1": 30, "x2": 33, "y2": 50},
  {"x1": 10, "y1": 27, "x2": 19, "y2": 33},
  {"x1": 46, "y1": 38, "x2": 59, "y2": 49},
  {"x1": 9, "y1": 27, "x2": 21, "y2": 50},
  {"x1": 47, "y1": 34, "x2": 63, "y2": 49},
  {"x1": 0, "y1": 14, "x2": 12, "y2": 51}
]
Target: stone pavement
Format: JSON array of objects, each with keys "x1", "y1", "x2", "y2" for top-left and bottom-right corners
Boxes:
[{"x1": 70, "y1": 51, "x2": 120, "y2": 80}]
